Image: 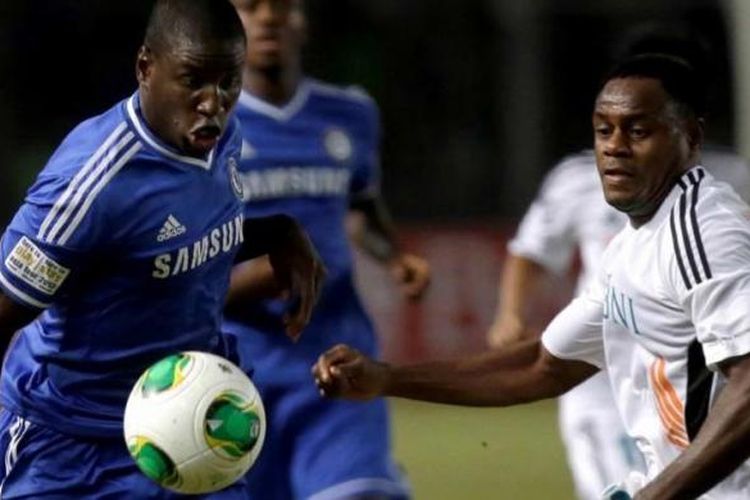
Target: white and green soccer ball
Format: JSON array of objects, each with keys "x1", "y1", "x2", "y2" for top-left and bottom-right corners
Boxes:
[{"x1": 124, "y1": 351, "x2": 266, "y2": 494}]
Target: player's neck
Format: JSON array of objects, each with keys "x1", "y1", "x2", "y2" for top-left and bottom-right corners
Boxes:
[
  {"x1": 627, "y1": 162, "x2": 696, "y2": 228},
  {"x1": 243, "y1": 66, "x2": 302, "y2": 106}
]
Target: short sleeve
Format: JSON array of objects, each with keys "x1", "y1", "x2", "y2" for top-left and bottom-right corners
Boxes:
[
  {"x1": 0, "y1": 172, "x2": 107, "y2": 309},
  {"x1": 508, "y1": 162, "x2": 584, "y2": 274},
  {"x1": 668, "y1": 188, "x2": 750, "y2": 369},
  {"x1": 541, "y1": 278, "x2": 606, "y2": 369},
  {"x1": 349, "y1": 92, "x2": 381, "y2": 200}
]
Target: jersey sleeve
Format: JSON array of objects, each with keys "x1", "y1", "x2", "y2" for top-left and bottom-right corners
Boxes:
[
  {"x1": 0, "y1": 171, "x2": 109, "y2": 309},
  {"x1": 508, "y1": 163, "x2": 581, "y2": 275},
  {"x1": 349, "y1": 91, "x2": 382, "y2": 200},
  {"x1": 541, "y1": 276, "x2": 606, "y2": 369},
  {"x1": 667, "y1": 189, "x2": 750, "y2": 370}
]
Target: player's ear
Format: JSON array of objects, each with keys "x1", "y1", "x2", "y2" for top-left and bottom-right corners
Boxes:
[
  {"x1": 687, "y1": 117, "x2": 705, "y2": 153},
  {"x1": 136, "y1": 46, "x2": 154, "y2": 87}
]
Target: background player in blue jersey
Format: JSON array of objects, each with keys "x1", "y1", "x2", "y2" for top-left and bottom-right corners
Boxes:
[
  {"x1": 0, "y1": 0, "x2": 324, "y2": 498},
  {"x1": 225, "y1": 0, "x2": 431, "y2": 498}
]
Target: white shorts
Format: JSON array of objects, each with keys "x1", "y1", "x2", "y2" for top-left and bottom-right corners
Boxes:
[{"x1": 558, "y1": 372, "x2": 644, "y2": 500}]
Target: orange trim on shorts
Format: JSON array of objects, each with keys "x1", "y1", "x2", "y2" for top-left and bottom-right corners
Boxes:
[{"x1": 649, "y1": 358, "x2": 689, "y2": 449}]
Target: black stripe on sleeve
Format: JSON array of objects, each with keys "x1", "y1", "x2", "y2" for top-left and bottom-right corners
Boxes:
[
  {"x1": 669, "y1": 205, "x2": 693, "y2": 290},
  {"x1": 685, "y1": 339, "x2": 714, "y2": 441},
  {"x1": 688, "y1": 170, "x2": 712, "y2": 280},
  {"x1": 678, "y1": 190, "x2": 703, "y2": 285}
]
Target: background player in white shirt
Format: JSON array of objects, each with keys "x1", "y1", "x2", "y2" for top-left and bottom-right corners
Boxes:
[{"x1": 313, "y1": 54, "x2": 750, "y2": 499}]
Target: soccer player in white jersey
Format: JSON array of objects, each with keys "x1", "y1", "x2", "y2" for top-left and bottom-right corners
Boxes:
[
  {"x1": 489, "y1": 148, "x2": 750, "y2": 499},
  {"x1": 487, "y1": 29, "x2": 750, "y2": 498},
  {"x1": 313, "y1": 53, "x2": 750, "y2": 499},
  {"x1": 224, "y1": 1, "x2": 430, "y2": 498},
  {"x1": 0, "y1": 0, "x2": 324, "y2": 497}
]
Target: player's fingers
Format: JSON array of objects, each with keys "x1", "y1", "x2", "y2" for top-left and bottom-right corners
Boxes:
[{"x1": 313, "y1": 344, "x2": 354, "y2": 383}]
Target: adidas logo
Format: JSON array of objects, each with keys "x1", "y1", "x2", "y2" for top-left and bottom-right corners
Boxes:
[{"x1": 157, "y1": 215, "x2": 187, "y2": 242}]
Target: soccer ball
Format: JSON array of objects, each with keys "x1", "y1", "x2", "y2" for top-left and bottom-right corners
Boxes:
[{"x1": 123, "y1": 351, "x2": 266, "y2": 494}]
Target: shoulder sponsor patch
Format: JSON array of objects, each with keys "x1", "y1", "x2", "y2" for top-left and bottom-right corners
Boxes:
[{"x1": 5, "y1": 236, "x2": 70, "y2": 296}]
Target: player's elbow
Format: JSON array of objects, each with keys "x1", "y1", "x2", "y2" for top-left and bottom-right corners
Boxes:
[{"x1": 534, "y1": 347, "x2": 598, "y2": 399}]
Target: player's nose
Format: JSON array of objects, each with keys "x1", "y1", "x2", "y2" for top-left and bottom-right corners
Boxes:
[{"x1": 196, "y1": 86, "x2": 222, "y2": 117}]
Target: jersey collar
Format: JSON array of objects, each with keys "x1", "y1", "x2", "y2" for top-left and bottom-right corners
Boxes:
[
  {"x1": 125, "y1": 93, "x2": 214, "y2": 171},
  {"x1": 637, "y1": 165, "x2": 708, "y2": 231},
  {"x1": 237, "y1": 79, "x2": 311, "y2": 122}
]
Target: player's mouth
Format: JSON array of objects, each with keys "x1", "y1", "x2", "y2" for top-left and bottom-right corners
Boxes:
[
  {"x1": 602, "y1": 167, "x2": 636, "y2": 187},
  {"x1": 252, "y1": 32, "x2": 282, "y2": 53},
  {"x1": 190, "y1": 124, "x2": 222, "y2": 152}
]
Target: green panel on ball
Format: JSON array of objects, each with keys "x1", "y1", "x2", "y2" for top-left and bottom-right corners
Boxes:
[
  {"x1": 141, "y1": 353, "x2": 192, "y2": 396},
  {"x1": 128, "y1": 436, "x2": 182, "y2": 488},
  {"x1": 204, "y1": 391, "x2": 261, "y2": 459}
]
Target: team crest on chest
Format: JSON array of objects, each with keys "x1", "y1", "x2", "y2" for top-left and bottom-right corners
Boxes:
[
  {"x1": 228, "y1": 157, "x2": 244, "y2": 201},
  {"x1": 323, "y1": 128, "x2": 353, "y2": 162}
]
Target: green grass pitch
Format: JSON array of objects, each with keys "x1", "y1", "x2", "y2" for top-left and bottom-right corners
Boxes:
[{"x1": 391, "y1": 399, "x2": 575, "y2": 499}]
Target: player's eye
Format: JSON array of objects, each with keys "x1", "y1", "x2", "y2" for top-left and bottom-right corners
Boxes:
[
  {"x1": 220, "y1": 74, "x2": 242, "y2": 92},
  {"x1": 629, "y1": 127, "x2": 649, "y2": 139},
  {"x1": 594, "y1": 125, "x2": 612, "y2": 137},
  {"x1": 181, "y1": 75, "x2": 203, "y2": 90}
]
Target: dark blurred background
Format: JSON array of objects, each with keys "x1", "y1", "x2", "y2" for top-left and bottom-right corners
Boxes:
[{"x1": 0, "y1": 0, "x2": 737, "y2": 223}]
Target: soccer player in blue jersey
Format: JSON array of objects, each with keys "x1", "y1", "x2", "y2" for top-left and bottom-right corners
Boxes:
[
  {"x1": 0, "y1": 0, "x2": 324, "y2": 497},
  {"x1": 225, "y1": 0, "x2": 430, "y2": 498}
]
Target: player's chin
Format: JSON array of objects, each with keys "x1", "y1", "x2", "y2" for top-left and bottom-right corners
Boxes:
[
  {"x1": 603, "y1": 190, "x2": 637, "y2": 213},
  {"x1": 249, "y1": 54, "x2": 283, "y2": 72},
  {"x1": 183, "y1": 137, "x2": 219, "y2": 157}
]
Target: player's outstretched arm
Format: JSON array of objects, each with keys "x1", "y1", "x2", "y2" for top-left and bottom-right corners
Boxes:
[
  {"x1": 229, "y1": 214, "x2": 326, "y2": 340},
  {"x1": 0, "y1": 291, "x2": 41, "y2": 361},
  {"x1": 634, "y1": 354, "x2": 750, "y2": 500},
  {"x1": 349, "y1": 197, "x2": 430, "y2": 300},
  {"x1": 313, "y1": 340, "x2": 597, "y2": 406}
]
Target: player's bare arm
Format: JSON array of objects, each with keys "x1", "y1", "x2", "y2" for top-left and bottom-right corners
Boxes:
[
  {"x1": 349, "y1": 196, "x2": 430, "y2": 300},
  {"x1": 313, "y1": 340, "x2": 597, "y2": 406},
  {"x1": 634, "y1": 353, "x2": 750, "y2": 500},
  {"x1": 228, "y1": 214, "x2": 326, "y2": 340},
  {"x1": 487, "y1": 254, "x2": 550, "y2": 348}
]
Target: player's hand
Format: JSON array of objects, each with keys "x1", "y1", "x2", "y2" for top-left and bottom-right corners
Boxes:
[
  {"x1": 268, "y1": 220, "x2": 326, "y2": 341},
  {"x1": 312, "y1": 344, "x2": 389, "y2": 400},
  {"x1": 486, "y1": 314, "x2": 535, "y2": 349},
  {"x1": 388, "y1": 253, "x2": 430, "y2": 301},
  {"x1": 601, "y1": 471, "x2": 648, "y2": 500}
]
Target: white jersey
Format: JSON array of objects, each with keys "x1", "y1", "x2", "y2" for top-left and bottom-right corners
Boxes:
[{"x1": 543, "y1": 166, "x2": 750, "y2": 498}]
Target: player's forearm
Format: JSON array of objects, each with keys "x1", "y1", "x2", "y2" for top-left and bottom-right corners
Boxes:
[
  {"x1": 349, "y1": 197, "x2": 400, "y2": 262},
  {"x1": 488, "y1": 255, "x2": 551, "y2": 347},
  {"x1": 384, "y1": 341, "x2": 595, "y2": 406},
  {"x1": 236, "y1": 214, "x2": 299, "y2": 262},
  {"x1": 495, "y1": 255, "x2": 550, "y2": 324},
  {"x1": 637, "y1": 358, "x2": 750, "y2": 499},
  {"x1": 225, "y1": 256, "x2": 281, "y2": 310}
]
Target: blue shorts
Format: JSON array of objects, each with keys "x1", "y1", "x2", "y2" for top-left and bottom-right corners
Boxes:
[
  {"x1": 0, "y1": 409, "x2": 249, "y2": 499},
  {"x1": 237, "y1": 329, "x2": 411, "y2": 500}
]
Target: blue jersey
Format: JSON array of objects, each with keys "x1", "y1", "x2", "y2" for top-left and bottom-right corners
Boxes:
[
  {"x1": 0, "y1": 93, "x2": 246, "y2": 437},
  {"x1": 224, "y1": 78, "x2": 380, "y2": 350},
  {"x1": 224, "y1": 80, "x2": 409, "y2": 499}
]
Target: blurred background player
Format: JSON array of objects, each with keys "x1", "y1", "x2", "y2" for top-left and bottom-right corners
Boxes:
[
  {"x1": 0, "y1": 0, "x2": 323, "y2": 497},
  {"x1": 225, "y1": 0, "x2": 430, "y2": 498},
  {"x1": 487, "y1": 29, "x2": 750, "y2": 499}
]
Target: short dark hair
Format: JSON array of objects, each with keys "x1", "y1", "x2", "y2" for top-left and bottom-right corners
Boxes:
[
  {"x1": 144, "y1": 0, "x2": 245, "y2": 54},
  {"x1": 601, "y1": 53, "x2": 707, "y2": 119}
]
